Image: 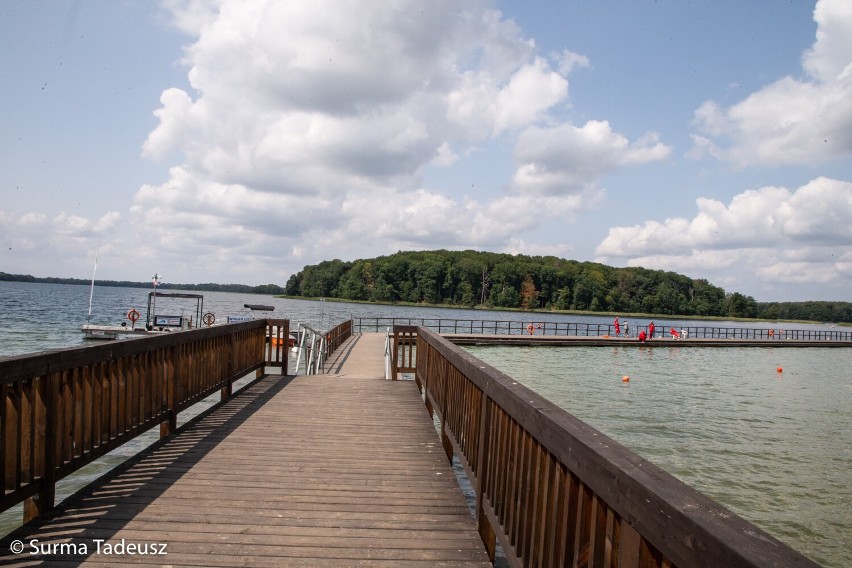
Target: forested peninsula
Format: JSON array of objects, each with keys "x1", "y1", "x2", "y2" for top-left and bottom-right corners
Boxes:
[{"x1": 284, "y1": 250, "x2": 852, "y2": 323}]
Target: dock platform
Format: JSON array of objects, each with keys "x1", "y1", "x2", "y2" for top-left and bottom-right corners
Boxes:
[
  {"x1": 442, "y1": 333, "x2": 852, "y2": 347},
  {"x1": 0, "y1": 333, "x2": 490, "y2": 566}
]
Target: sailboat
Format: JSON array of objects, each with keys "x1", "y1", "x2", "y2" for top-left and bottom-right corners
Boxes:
[{"x1": 80, "y1": 247, "x2": 147, "y2": 340}]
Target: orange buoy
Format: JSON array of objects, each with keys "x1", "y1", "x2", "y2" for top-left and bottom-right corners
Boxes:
[
  {"x1": 776, "y1": 367, "x2": 783, "y2": 373},
  {"x1": 622, "y1": 375, "x2": 630, "y2": 382}
]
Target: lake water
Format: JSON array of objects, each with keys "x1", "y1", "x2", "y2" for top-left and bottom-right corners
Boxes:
[
  {"x1": 465, "y1": 345, "x2": 851, "y2": 567},
  {"x1": 1, "y1": 281, "x2": 849, "y2": 566}
]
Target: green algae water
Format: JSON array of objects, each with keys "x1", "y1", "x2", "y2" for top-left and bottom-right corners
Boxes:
[{"x1": 464, "y1": 344, "x2": 852, "y2": 568}]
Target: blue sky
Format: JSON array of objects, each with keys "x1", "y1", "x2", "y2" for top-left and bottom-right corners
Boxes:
[{"x1": 1, "y1": 0, "x2": 850, "y2": 302}]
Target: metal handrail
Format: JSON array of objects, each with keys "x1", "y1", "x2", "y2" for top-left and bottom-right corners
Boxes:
[
  {"x1": 355, "y1": 317, "x2": 851, "y2": 341},
  {"x1": 384, "y1": 328, "x2": 393, "y2": 380},
  {"x1": 294, "y1": 323, "x2": 328, "y2": 375}
]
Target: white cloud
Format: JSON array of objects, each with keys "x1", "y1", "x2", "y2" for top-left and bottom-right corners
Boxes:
[
  {"x1": 690, "y1": 0, "x2": 852, "y2": 167},
  {"x1": 595, "y1": 177, "x2": 852, "y2": 296},
  {"x1": 0, "y1": 210, "x2": 126, "y2": 277},
  {"x1": 552, "y1": 49, "x2": 590, "y2": 76},
  {"x1": 510, "y1": 121, "x2": 671, "y2": 196},
  {"x1": 129, "y1": 0, "x2": 667, "y2": 281}
]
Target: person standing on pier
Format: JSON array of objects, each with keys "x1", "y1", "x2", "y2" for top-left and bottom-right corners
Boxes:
[
  {"x1": 614, "y1": 316, "x2": 621, "y2": 336},
  {"x1": 648, "y1": 321, "x2": 655, "y2": 339},
  {"x1": 623, "y1": 320, "x2": 629, "y2": 337}
]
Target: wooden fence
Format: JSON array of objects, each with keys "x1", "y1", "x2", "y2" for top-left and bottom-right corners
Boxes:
[
  {"x1": 358, "y1": 317, "x2": 851, "y2": 341},
  {"x1": 326, "y1": 319, "x2": 353, "y2": 355},
  {"x1": 0, "y1": 319, "x2": 288, "y2": 524},
  {"x1": 392, "y1": 325, "x2": 820, "y2": 568}
]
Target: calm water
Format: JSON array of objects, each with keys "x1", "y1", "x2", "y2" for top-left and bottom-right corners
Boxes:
[
  {"x1": 465, "y1": 345, "x2": 851, "y2": 567},
  {"x1": 1, "y1": 282, "x2": 849, "y2": 566}
]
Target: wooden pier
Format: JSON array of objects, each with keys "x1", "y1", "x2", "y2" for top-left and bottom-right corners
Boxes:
[
  {"x1": 440, "y1": 333, "x2": 852, "y2": 347},
  {"x1": 0, "y1": 332, "x2": 489, "y2": 566},
  {"x1": 1, "y1": 320, "x2": 825, "y2": 567}
]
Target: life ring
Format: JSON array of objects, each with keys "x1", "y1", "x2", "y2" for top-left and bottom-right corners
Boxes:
[
  {"x1": 203, "y1": 312, "x2": 216, "y2": 326},
  {"x1": 526, "y1": 323, "x2": 534, "y2": 335},
  {"x1": 127, "y1": 309, "x2": 140, "y2": 323}
]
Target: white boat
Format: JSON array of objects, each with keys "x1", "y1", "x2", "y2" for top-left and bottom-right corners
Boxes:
[{"x1": 82, "y1": 290, "x2": 205, "y2": 340}]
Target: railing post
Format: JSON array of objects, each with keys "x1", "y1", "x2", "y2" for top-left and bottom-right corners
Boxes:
[
  {"x1": 391, "y1": 329, "x2": 400, "y2": 380},
  {"x1": 282, "y1": 320, "x2": 290, "y2": 376},
  {"x1": 221, "y1": 331, "x2": 235, "y2": 401},
  {"x1": 24, "y1": 373, "x2": 58, "y2": 522},
  {"x1": 439, "y1": 358, "x2": 453, "y2": 463},
  {"x1": 160, "y1": 345, "x2": 178, "y2": 438},
  {"x1": 475, "y1": 392, "x2": 496, "y2": 560}
]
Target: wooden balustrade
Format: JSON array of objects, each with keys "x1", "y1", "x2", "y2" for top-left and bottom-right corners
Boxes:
[
  {"x1": 326, "y1": 319, "x2": 353, "y2": 354},
  {"x1": 390, "y1": 325, "x2": 417, "y2": 379},
  {"x1": 404, "y1": 325, "x2": 820, "y2": 568},
  {"x1": 0, "y1": 319, "x2": 288, "y2": 524}
]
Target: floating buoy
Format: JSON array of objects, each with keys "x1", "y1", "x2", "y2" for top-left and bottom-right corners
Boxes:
[
  {"x1": 622, "y1": 375, "x2": 630, "y2": 382},
  {"x1": 776, "y1": 367, "x2": 783, "y2": 373}
]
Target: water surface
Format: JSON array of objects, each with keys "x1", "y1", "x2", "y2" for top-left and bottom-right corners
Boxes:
[{"x1": 465, "y1": 344, "x2": 852, "y2": 568}]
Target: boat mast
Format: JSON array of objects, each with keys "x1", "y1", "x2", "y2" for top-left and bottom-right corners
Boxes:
[
  {"x1": 87, "y1": 241, "x2": 100, "y2": 323},
  {"x1": 150, "y1": 272, "x2": 161, "y2": 327}
]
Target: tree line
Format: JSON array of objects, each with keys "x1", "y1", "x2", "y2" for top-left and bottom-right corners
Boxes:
[
  {"x1": 0, "y1": 272, "x2": 284, "y2": 296},
  {"x1": 284, "y1": 250, "x2": 851, "y2": 323}
]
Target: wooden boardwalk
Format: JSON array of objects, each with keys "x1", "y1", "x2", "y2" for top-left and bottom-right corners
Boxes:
[
  {"x1": 443, "y1": 333, "x2": 852, "y2": 347},
  {"x1": 0, "y1": 334, "x2": 490, "y2": 567}
]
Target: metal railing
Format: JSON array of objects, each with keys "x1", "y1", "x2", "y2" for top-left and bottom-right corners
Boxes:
[
  {"x1": 396, "y1": 325, "x2": 820, "y2": 568},
  {"x1": 293, "y1": 319, "x2": 353, "y2": 375},
  {"x1": 294, "y1": 324, "x2": 327, "y2": 375},
  {"x1": 355, "y1": 317, "x2": 851, "y2": 341}
]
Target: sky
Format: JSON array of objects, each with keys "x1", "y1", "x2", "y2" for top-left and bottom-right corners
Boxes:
[{"x1": 1, "y1": 0, "x2": 851, "y2": 302}]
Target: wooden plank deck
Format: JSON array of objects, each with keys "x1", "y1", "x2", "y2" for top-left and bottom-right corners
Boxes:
[{"x1": 0, "y1": 334, "x2": 491, "y2": 567}]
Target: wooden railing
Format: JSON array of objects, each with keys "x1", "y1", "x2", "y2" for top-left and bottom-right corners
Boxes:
[
  {"x1": 401, "y1": 325, "x2": 820, "y2": 568},
  {"x1": 358, "y1": 317, "x2": 851, "y2": 341},
  {"x1": 389, "y1": 325, "x2": 417, "y2": 379},
  {"x1": 0, "y1": 319, "x2": 288, "y2": 524},
  {"x1": 326, "y1": 319, "x2": 353, "y2": 354}
]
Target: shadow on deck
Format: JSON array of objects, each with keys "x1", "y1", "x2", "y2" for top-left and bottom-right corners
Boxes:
[{"x1": 0, "y1": 334, "x2": 490, "y2": 567}]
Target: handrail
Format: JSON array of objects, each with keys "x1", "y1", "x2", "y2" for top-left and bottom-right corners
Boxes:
[
  {"x1": 0, "y1": 318, "x2": 288, "y2": 524},
  {"x1": 356, "y1": 317, "x2": 851, "y2": 341},
  {"x1": 388, "y1": 325, "x2": 417, "y2": 380},
  {"x1": 326, "y1": 319, "x2": 352, "y2": 354},
  {"x1": 402, "y1": 325, "x2": 820, "y2": 568},
  {"x1": 294, "y1": 324, "x2": 327, "y2": 375},
  {"x1": 384, "y1": 329, "x2": 392, "y2": 381},
  {"x1": 294, "y1": 319, "x2": 352, "y2": 375}
]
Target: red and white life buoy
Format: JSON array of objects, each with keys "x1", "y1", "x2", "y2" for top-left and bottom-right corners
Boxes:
[{"x1": 127, "y1": 309, "x2": 140, "y2": 323}]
